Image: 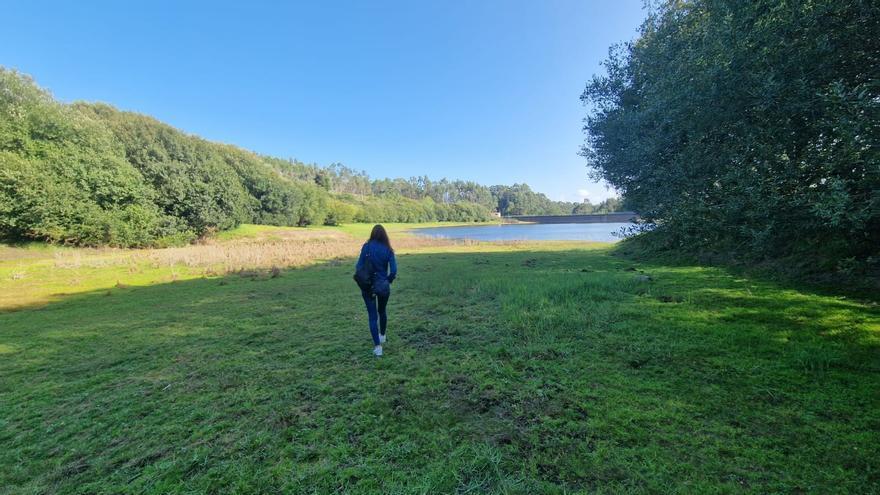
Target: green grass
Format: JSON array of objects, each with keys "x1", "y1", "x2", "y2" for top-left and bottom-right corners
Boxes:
[
  {"x1": 0, "y1": 245, "x2": 201, "y2": 311},
  {"x1": 1, "y1": 240, "x2": 878, "y2": 493},
  {"x1": 0, "y1": 223, "x2": 482, "y2": 310}
]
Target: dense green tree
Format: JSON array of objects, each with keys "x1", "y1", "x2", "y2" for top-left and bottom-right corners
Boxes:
[
  {"x1": 0, "y1": 70, "x2": 168, "y2": 246},
  {"x1": 0, "y1": 70, "x2": 339, "y2": 245},
  {"x1": 80, "y1": 104, "x2": 256, "y2": 233},
  {"x1": 489, "y1": 184, "x2": 581, "y2": 216},
  {"x1": 324, "y1": 198, "x2": 359, "y2": 225},
  {"x1": 582, "y1": 0, "x2": 879, "y2": 271}
]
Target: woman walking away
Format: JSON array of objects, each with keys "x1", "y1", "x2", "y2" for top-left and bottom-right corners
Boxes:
[{"x1": 354, "y1": 225, "x2": 397, "y2": 357}]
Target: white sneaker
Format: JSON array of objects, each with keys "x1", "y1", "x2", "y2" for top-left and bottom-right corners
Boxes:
[
  {"x1": 373, "y1": 345, "x2": 383, "y2": 357},
  {"x1": 379, "y1": 333, "x2": 386, "y2": 344}
]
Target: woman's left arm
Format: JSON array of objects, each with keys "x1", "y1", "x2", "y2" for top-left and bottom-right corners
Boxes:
[
  {"x1": 355, "y1": 244, "x2": 367, "y2": 270},
  {"x1": 388, "y1": 252, "x2": 397, "y2": 282}
]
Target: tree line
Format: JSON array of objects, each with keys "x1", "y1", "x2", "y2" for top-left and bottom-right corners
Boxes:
[
  {"x1": 264, "y1": 159, "x2": 623, "y2": 216},
  {"x1": 582, "y1": 0, "x2": 878, "y2": 275},
  {"x1": 0, "y1": 69, "x2": 622, "y2": 247}
]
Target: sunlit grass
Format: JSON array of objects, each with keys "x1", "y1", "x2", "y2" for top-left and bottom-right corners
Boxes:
[
  {"x1": 0, "y1": 225, "x2": 432, "y2": 310},
  {"x1": 0, "y1": 224, "x2": 583, "y2": 311}
]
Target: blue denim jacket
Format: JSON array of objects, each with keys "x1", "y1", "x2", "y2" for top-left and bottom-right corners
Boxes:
[{"x1": 356, "y1": 240, "x2": 397, "y2": 283}]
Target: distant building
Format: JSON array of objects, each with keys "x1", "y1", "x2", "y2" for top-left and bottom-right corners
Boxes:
[{"x1": 491, "y1": 210, "x2": 502, "y2": 218}]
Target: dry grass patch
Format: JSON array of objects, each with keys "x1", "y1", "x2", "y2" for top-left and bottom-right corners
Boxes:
[
  {"x1": 0, "y1": 227, "x2": 465, "y2": 310},
  {"x1": 147, "y1": 232, "x2": 455, "y2": 273}
]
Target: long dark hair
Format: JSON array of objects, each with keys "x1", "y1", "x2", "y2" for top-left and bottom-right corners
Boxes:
[{"x1": 369, "y1": 224, "x2": 393, "y2": 252}]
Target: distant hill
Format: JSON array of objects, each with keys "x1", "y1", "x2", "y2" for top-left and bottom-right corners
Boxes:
[{"x1": 0, "y1": 69, "x2": 622, "y2": 247}]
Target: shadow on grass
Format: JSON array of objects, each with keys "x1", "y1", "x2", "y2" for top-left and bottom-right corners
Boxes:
[
  {"x1": 612, "y1": 235, "x2": 880, "y2": 303},
  {"x1": 1, "y1": 248, "x2": 878, "y2": 493}
]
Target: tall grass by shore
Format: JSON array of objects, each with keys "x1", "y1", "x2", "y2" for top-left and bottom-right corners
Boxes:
[{"x1": 1, "y1": 224, "x2": 469, "y2": 310}]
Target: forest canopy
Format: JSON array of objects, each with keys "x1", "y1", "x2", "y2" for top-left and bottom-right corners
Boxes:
[
  {"x1": 0, "y1": 69, "x2": 621, "y2": 247},
  {"x1": 582, "y1": 0, "x2": 879, "y2": 273}
]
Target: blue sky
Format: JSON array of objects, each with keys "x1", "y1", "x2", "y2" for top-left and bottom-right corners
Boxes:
[{"x1": 2, "y1": 0, "x2": 644, "y2": 202}]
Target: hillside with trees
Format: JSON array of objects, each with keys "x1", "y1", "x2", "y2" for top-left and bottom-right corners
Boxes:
[
  {"x1": 582, "y1": 0, "x2": 878, "y2": 276},
  {"x1": 0, "y1": 69, "x2": 621, "y2": 247},
  {"x1": 262, "y1": 159, "x2": 623, "y2": 217}
]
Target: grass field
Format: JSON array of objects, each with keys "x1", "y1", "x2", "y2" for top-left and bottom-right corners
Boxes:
[
  {"x1": 0, "y1": 224, "x2": 460, "y2": 311},
  {"x1": 1, "y1": 225, "x2": 878, "y2": 493}
]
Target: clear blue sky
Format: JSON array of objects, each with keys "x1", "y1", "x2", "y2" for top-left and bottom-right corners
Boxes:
[{"x1": 2, "y1": 0, "x2": 645, "y2": 202}]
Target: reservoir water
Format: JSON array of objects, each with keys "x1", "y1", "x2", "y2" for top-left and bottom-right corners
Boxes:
[{"x1": 412, "y1": 222, "x2": 634, "y2": 242}]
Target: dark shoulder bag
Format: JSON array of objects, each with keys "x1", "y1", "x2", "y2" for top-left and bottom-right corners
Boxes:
[{"x1": 354, "y1": 248, "x2": 374, "y2": 292}]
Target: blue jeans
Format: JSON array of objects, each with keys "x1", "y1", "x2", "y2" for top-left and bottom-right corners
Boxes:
[{"x1": 362, "y1": 290, "x2": 389, "y2": 346}]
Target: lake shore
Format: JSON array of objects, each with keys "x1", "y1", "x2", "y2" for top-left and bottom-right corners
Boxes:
[{"x1": 410, "y1": 222, "x2": 635, "y2": 242}]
